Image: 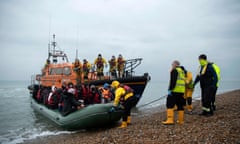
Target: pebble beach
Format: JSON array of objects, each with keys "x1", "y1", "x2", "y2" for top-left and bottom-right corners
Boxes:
[{"x1": 24, "y1": 90, "x2": 240, "y2": 144}]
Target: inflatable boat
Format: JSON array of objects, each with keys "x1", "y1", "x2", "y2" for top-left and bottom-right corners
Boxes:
[{"x1": 31, "y1": 97, "x2": 123, "y2": 130}]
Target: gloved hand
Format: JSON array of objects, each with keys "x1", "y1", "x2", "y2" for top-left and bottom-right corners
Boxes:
[
  {"x1": 118, "y1": 104, "x2": 124, "y2": 109},
  {"x1": 168, "y1": 90, "x2": 172, "y2": 96},
  {"x1": 109, "y1": 106, "x2": 116, "y2": 113},
  {"x1": 188, "y1": 82, "x2": 194, "y2": 89}
]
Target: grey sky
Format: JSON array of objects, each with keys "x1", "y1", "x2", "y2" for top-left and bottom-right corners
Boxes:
[{"x1": 0, "y1": 0, "x2": 240, "y2": 81}]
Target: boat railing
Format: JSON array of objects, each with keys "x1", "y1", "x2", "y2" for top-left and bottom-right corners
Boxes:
[
  {"x1": 30, "y1": 74, "x2": 41, "y2": 86},
  {"x1": 124, "y1": 58, "x2": 143, "y2": 77}
]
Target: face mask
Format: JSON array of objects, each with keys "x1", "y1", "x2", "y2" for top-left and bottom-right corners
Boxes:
[{"x1": 199, "y1": 59, "x2": 207, "y2": 66}]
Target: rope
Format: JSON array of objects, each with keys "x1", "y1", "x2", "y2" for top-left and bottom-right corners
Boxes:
[
  {"x1": 138, "y1": 95, "x2": 167, "y2": 109},
  {"x1": 137, "y1": 95, "x2": 202, "y2": 110}
]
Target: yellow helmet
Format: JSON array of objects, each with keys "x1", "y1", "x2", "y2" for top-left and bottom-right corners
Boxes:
[{"x1": 111, "y1": 80, "x2": 120, "y2": 88}]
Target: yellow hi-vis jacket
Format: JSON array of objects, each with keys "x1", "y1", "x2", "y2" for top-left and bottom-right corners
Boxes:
[
  {"x1": 113, "y1": 87, "x2": 133, "y2": 106},
  {"x1": 172, "y1": 67, "x2": 186, "y2": 93},
  {"x1": 212, "y1": 63, "x2": 221, "y2": 87}
]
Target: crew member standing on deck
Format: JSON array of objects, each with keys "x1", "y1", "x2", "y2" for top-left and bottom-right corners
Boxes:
[
  {"x1": 194, "y1": 54, "x2": 218, "y2": 116},
  {"x1": 117, "y1": 54, "x2": 126, "y2": 78},
  {"x1": 94, "y1": 54, "x2": 107, "y2": 80},
  {"x1": 73, "y1": 58, "x2": 82, "y2": 85},
  {"x1": 82, "y1": 59, "x2": 91, "y2": 81},
  {"x1": 162, "y1": 60, "x2": 185, "y2": 125},
  {"x1": 108, "y1": 55, "x2": 117, "y2": 78},
  {"x1": 110, "y1": 81, "x2": 137, "y2": 128}
]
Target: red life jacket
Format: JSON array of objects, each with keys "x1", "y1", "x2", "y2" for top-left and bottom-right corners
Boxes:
[
  {"x1": 96, "y1": 58, "x2": 104, "y2": 68},
  {"x1": 118, "y1": 85, "x2": 134, "y2": 104},
  {"x1": 117, "y1": 58, "x2": 125, "y2": 65},
  {"x1": 73, "y1": 87, "x2": 79, "y2": 100},
  {"x1": 92, "y1": 92, "x2": 101, "y2": 103},
  {"x1": 48, "y1": 92, "x2": 55, "y2": 106},
  {"x1": 82, "y1": 63, "x2": 89, "y2": 72},
  {"x1": 122, "y1": 85, "x2": 134, "y2": 93},
  {"x1": 109, "y1": 59, "x2": 116, "y2": 67},
  {"x1": 36, "y1": 89, "x2": 41, "y2": 101},
  {"x1": 81, "y1": 85, "x2": 90, "y2": 100}
]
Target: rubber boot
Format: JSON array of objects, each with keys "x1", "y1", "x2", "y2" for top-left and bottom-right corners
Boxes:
[
  {"x1": 183, "y1": 105, "x2": 187, "y2": 111},
  {"x1": 127, "y1": 116, "x2": 131, "y2": 124},
  {"x1": 118, "y1": 121, "x2": 127, "y2": 128},
  {"x1": 187, "y1": 105, "x2": 193, "y2": 112},
  {"x1": 162, "y1": 109, "x2": 174, "y2": 125},
  {"x1": 177, "y1": 111, "x2": 184, "y2": 124}
]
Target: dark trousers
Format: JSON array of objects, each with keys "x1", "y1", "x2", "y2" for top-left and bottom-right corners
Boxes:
[
  {"x1": 122, "y1": 96, "x2": 138, "y2": 121},
  {"x1": 211, "y1": 87, "x2": 218, "y2": 109},
  {"x1": 166, "y1": 92, "x2": 185, "y2": 110},
  {"x1": 201, "y1": 86, "x2": 215, "y2": 112}
]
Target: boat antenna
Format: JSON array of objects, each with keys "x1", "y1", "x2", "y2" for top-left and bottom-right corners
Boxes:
[
  {"x1": 52, "y1": 34, "x2": 58, "y2": 63},
  {"x1": 76, "y1": 49, "x2": 78, "y2": 60},
  {"x1": 48, "y1": 14, "x2": 52, "y2": 60},
  {"x1": 48, "y1": 42, "x2": 50, "y2": 60}
]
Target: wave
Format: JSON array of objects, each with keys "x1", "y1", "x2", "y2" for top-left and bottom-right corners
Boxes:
[{"x1": 0, "y1": 127, "x2": 74, "y2": 144}]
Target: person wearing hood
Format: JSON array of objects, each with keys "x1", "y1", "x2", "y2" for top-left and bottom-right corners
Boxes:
[
  {"x1": 59, "y1": 82, "x2": 82, "y2": 116},
  {"x1": 110, "y1": 81, "x2": 136, "y2": 128}
]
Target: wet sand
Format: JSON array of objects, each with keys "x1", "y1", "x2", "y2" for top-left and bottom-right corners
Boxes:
[{"x1": 24, "y1": 90, "x2": 240, "y2": 144}]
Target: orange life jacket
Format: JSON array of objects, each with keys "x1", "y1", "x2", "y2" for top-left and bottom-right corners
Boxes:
[{"x1": 99, "y1": 88, "x2": 111, "y2": 99}]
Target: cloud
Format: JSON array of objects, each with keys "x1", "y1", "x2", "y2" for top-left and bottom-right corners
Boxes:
[{"x1": 0, "y1": 0, "x2": 240, "y2": 81}]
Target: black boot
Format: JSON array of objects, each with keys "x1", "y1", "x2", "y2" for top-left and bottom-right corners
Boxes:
[{"x1": 199, "y1": 111, "x2": 213, "y2": 117}]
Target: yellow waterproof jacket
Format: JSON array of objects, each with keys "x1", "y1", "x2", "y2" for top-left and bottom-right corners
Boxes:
[
  {"x1": 73, "y1": 62, "x2": 82, "y2": 75},
  {"x1": 109, "y1": 59, "x2": 117, "y2": 72},
  {"x1": 94, "y1": 58, "x2": 107, "y2": 67},
  {"x1": 185, "y1": 71, "x2": 193, "y2": 89},
  {"x1": 212, "y1": 63, "x2": 221, "y2": 87},
  {"x1": 117, "y1": 58, "x2": 125, "y2": 71},
  {"x1": 113, "y1": 87, "x2": 133, "y2": 106},
  {"x1": 185, "y1": 71, "x2": 193, "y2": 98}
]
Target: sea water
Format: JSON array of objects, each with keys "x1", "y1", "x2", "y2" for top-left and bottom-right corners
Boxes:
[{"x1": 0, "y1": 80, "x2": 239, "y2": 144}]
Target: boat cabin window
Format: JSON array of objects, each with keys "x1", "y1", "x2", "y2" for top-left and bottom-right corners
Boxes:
[
  {"x1": 49, "y1": 68, "x2": 62, "y2": 75},
  {"x1": 49, "y1": 67, "x2": 71, "y2": 75},
  {"x1": 63, "y1": 67, "x2": 71, "y2": 75}
]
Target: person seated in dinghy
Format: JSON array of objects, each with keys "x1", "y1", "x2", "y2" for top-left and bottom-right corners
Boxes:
[
  {"x1": 89, "y1": 85, "x2": 101, "y2": 104},
  {"x1": 59, "y1": 82, "x2": 84, "y2": 116},
  {"x1": 98, "y1": 83, "x2": 112, "y2": 103}
]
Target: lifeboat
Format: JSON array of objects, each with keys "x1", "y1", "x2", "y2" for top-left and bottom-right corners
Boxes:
[{"x1": 28, "y1": 34, "x2": 150, "y2": 129}]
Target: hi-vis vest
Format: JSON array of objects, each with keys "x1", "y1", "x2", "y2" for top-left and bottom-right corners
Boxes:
[
  {"x1": 172, "y1": 67, "x2": 186, "y2": 93},
  {"x1": 212, "y1": 63, "x2": 220, "y2": 87},
  {"x1": 198, "y1": 63, "x2": 220, "y2": 87}
]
